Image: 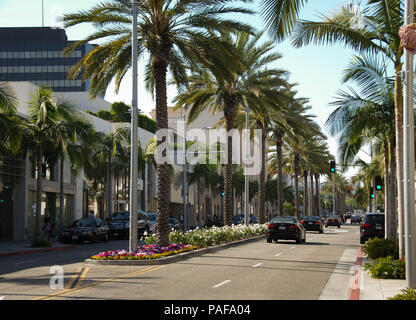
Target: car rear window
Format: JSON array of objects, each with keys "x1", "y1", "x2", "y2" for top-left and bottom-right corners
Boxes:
[
  {"x1": 364, "y1": 215, "x2": 385, "y2": 224},
  {"x1": 271, "y1": 217, "x2": 297, "y2": 224},
  {"x1": 302, "y1": 216, "x2": 320, "y2": 221}
]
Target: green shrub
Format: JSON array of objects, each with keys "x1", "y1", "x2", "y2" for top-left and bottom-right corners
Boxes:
[
  {"x1": 362, "y1": 237, "x2": 399, "y2": 259},
  {"x1": 31, "y1": 239, "x2": 52, "y2": 247},
  {"x1": 388, "y1": 288, "x2": 416, "y2": 300},
  {"x1": 364, "y1": 256, "x2": 405, "y2": 279}
]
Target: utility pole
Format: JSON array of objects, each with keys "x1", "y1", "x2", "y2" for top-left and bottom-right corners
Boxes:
[
  {"x1": 403, "y1": 0, "x2": 416, "y2": 289},
  {"x1": 244, "y1": 107, "x2": 249, "y2": 225},
  {"x1": 129, "y1": 0, "x2": 138, "y2": 252},
  {"x1": 182, "y1": 115, "x2": 188, "y2": 232}
]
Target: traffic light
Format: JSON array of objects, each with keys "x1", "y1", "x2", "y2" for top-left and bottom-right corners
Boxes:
[
  {"x1": 370, "y1": 187, "x2": 374, "y2": 199},
  {"x1": 330, "y1": 160, "x2": 336, "y2": 173},
  {"x1": 220, "y1": 185, "x2": 224, "y2": 197},
  {"x1": 375, "y1": 175, "x2": 382, "y2": 191}
]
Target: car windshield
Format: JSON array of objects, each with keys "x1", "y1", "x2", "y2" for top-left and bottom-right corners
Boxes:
[
  {"x1": 365, "y1": 215, "x2": 385, "y2": 224},
  {"x1": 73, "y1": 219, "x2": 96, "y2": 228},
  {"x1": 146, "y1": 213, "x2": 157, "y2": 221},
  {"x1": 169, "y1": 218, "x2": 178, "y2": 224},
  {"x1": 112, "y1": 212, "x2": 129, "y2": 221},
  {"x1": 271, "y1": 217, "x2": 297, "y2": 224},
  {"x1": 328, "y1": 216, "x2": 340, "y2": 219},
  {"x1": 302, "y1": 216, "x2": 320, "y2": 221}
]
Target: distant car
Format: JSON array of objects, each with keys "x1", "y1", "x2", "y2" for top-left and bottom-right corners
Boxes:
[
  {"x1": 267, "y1": 216, "x2": 306, "y2": 244},
  {"x1": 351, "y1": 215, "x2": 362, "y2": 224},
  {"x1": 301, "y1": 216, "x2": 324, "y2": 233},
  {"x1": 249, "y1": 215, "x2": 258, "y2": 224},
  {"x1": 232, "y1": 214, "x2": 245, "y2": 225},
  {"x1": 145, "y1": 212, "x2": 158, "y2": 234},
  {"x1": 360, "y1": 213, "x2": 385, "y2": 244},
  {"x1": 61, "y1": 217, "x2": 109, "y2": 243},
  {"x1": 325, "y1": 215, "x2": 341, "y2": 228},
  {"x1": 169, "y1": 217, "x2": 182, "y2": 231},
  {"x1": 106, "y1": 211, "x2": 149, "y2": 239}
]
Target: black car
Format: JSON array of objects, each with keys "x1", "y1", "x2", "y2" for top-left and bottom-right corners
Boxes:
[
  {"x1": 267, "y1": 216, "x2": 306, "y2": 244},
  {"x1": 325, "y1": 215, "x2": 341, "y2": 228},
  {"x1": 301, "y1": 216, "x2": 324, "y2": 233},
  {"x1": 360, "y1": 213, "x2": 385, "y2": 244},
  {"x1": 249, "y1": 215, "x2": 258, "y2": 224},
  {"x1": 61, "y1": 218, "x2": 109, "y2": 243},
  {"x1": 107, "y1": 211, "x2": 149, "y2": 239}
]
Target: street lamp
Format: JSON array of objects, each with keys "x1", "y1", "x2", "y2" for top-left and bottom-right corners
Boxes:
[
  {"x1": 129, "y1": 0, "x2": 139, "y2": 252},
  {"x1": 244, "y1": 107, "x2": 249, "y2": 226}
]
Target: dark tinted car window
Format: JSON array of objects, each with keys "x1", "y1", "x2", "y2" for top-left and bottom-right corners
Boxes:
[
  {"x1": 271, "y1": 217, "x2": 297, "y2": 224},
  {"x1": 73, "y1": 219, "x2": 96, "y2": 228},
  {"x1": 146, "y1": 213, "x2": 157, "y2": 221},
  {"x1": 112, "y1": 212, "x2": 129, "y2": 220},
  {"x1": 302, "y1": 216, "x2": 320, "y2": 221},
  {"x1": 364, "y1": 215, "x2": 385, "y2": 224}
]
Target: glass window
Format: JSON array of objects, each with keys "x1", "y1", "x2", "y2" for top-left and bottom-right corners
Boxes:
[
  {"x1": 0, "y1": 66, "x2": 6, "y2": 73},
  {"x1": 302, "y1": 216, "x2": 320, "y2": 221},
  {"x1": 24, "y1": 52, "x2": 30, "y2": 59},
  {"x1": 364, "y1": 215, "x2": 385, "y2": 224},
  {"x1": 30, "y1": 66, "x2": 36, "y2": 73},
  {"x1": 0, "y1": 52, "x2": 6, "y2": 59},
  {"x1": 18, "y1": 66, "x2": 24, "y2": 73},
  {"x1": 30, "y1": 51, "x2": 36, "y2": 58},
  {"x1": 53, "y1": 65, "x2": 59, "y2": 72},
  {"x1": 75, "y1": 51, "x2": 82, "y2": 57},
  {"x1": 35, "y1": 51, "x2": 41, "y2": 58},
  {"x1": 53, "y1": 51, "x2": 59, "y2": 58},
  {"x1": 271, "y1": 216, "x2": 298, "y2": 224}
]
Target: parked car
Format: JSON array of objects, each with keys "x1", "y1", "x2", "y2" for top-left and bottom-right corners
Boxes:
[
  {"x1": 325, "y1": 215, "x2": 341, "y2": 228},
  {"x1": 249, "y1": 215, "x2": 258, "y2": 224},
  {"x1": 169, "y1": 217, "x2": 182, "y2": 231},
  {"x1": 61, "y1": 217, "x2": 109, "y2": 243},
  {"x1": 232, "y1": 214, "x2": 245, "y2": 225},
  {"x1": 267, "y1": 216, "x2": 306, "y2": 244},
  {"x1": 360, "y1": 213, "x2": 385, "y2": 244},
  {"x1": 301, "y1": 216, "x2": 324, "y2": 233},
  {"x1": 351, "y1": 215, "x2": 362, "y2": 224},
  {"x1": 145, "y1": 212, "x2": 158, "y2": 234},
  {"x1": 106, "y1": 211, "x2": 149, "y2": 239}
]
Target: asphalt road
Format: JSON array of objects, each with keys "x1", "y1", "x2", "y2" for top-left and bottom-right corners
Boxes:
[{"x1": 0, "y1": 223, "x2": 361, "y2": 300}]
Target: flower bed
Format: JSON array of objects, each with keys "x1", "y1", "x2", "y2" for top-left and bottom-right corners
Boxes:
[
  {"x1": 91, "y1": 243, "x2": 198, "y2": 260},
  {"x1": 144, "y1": 223, "x2": 268, "y2": 248}
]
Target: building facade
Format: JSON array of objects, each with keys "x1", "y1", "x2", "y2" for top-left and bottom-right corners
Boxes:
[{"x1": 0, "y1": 27, "x2": 94, "y2": 93}]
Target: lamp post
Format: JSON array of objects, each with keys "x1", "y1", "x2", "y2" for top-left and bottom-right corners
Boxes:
[
  {"x1": 244, "y1": 107, "x2": 249, "y2": 226},
  {"x1": 403, "y1": 0, "x2": 416, "y2": 289},
  {"x1": 129, "y1": 0, "x2": 139, "y2": 252}
]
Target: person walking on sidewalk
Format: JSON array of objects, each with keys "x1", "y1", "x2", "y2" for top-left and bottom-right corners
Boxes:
[{"x1": 42, "y1": 216, "x2": 52, "y2": 240}]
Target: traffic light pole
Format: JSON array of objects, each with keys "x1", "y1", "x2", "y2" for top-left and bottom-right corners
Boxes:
[{"x1": 403, "y1": 0, "x2": 416, "y2": 289}]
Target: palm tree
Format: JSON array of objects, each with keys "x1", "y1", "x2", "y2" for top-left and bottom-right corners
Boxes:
[
  {"x1": 0, "y1": 82, "x2": 20, "y2": 154},
  {"x1": 326, "y1": 54, "x2": 397, "y2": 238},
  {"x1": 175, "y1": 31, "x2": 292, "y2": 226},
  {"x1": 20, "y1": 86, "x2": 62, "y2": 241},
  {"x1": 290, "y1": 0, "x2": 407, "y2": 256},
  {"x1": 61, "y1": 0, "x2": 254, "y2": 246}
]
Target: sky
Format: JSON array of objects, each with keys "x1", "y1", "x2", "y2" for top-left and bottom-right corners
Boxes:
[{"x1": 0, "y1": 0, "x2": 372, "y2": 175}]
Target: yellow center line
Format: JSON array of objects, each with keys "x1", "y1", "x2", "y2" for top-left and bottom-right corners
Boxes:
[
  {"x1": 34, "y1": 265, "x2": 164, "y2": 300},
  {"x1": 64, "y1": 267, "x2": 83, "y2": 290}
]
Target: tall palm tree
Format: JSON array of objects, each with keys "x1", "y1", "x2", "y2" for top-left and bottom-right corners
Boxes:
[
  {"x1": 20, "y1": 86, "x2": 62, "y2": 241},
  {"x1": 61, "y1": 0, "x2": 254, "y2": 246},
  {"x1": 175, "y1": 31, "x2": 292, "y2": 226},
  {"x1": 290, "y1": 0, "x2": 408, "y2": 256},
  {"x1": 0, "y1": 82, "x2": 21, "y2": 154},
  {"x1": 326, "y1": 54, "x2": 397, "y2": 238}
]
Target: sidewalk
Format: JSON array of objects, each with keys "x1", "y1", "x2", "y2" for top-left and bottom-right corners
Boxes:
[
  {"x1": 357, "y1": 254, "x2": 407, "y2": 300},
  {"x1": 0, "y1": 240, "x2": 74, "y2": 258}
]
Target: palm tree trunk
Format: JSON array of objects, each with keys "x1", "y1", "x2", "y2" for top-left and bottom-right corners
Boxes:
[
  {"x1": 389, "y1": 138, "x2": 398, "y2": 242},
  {"x1": 224, "y1": 108, "x2": 236, "y2": 226},
  {"x1": 294, "y1": 154, "x2": 300, "y2": 218},
  {"x1": 315, "y1": 173, "x2": 320, "y2": 216},
  {"x1": 35, "y1": 149, "x2": 43, "y2": 241},
  {"x1": 59, "y1": 155, "x2": 64, "y2": 236},
  {"x1": 274, "y1": 130, "x2": 284, "y2": 216},
  {"x1": 310, "y1": 171, "x2": 314, "y2": 216},
  {"x1": 258, "y1": 126, "x2": 266, "y2": 224},
  {"x1": 154, "y1": 58, "x2": 171, "y2": 246},
  {"x1": 383, "y1": 141, "x2": 391, "y2": 238},
  {"x1": 394, "y1": 63, "x2": 404, "y2": 257},
  {"x1": 107, "y1": 155, "x2": 112, "y2": 219},
  {"x1": 303, "y1": 170, "x2": 308, "y2": 217}
]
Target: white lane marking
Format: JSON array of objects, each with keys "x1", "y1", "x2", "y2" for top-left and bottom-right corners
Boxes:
[
  {"x1": 290, "y1": 246, "x2": 296, "y2": 250},
  {"x1": 275, "y1": 253, "x2": 282, "y2": 257},
  {"x1": 213, "y1": 280, "x2": 231, "y2": 288},
  {"x1": 0, "y1": 297, "x2": 5, "y2": 300},
  {"x1": 252, "y1": 263, "x2": 262, "y2": 268}
]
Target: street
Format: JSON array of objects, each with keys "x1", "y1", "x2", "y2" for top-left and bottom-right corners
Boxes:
[{"x1": 0, "y1": 223, "x2": 361, "y2": 300}]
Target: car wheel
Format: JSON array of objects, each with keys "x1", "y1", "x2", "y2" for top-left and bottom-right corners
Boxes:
[
  {"x1": 296, "y1": 236, "x2": 301, "y2": 244},
  {"x1": 267, "y1": 238, "x2": 272, "y2": 243}
]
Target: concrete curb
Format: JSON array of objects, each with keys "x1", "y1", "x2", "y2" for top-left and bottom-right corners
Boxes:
[
  {"x1": 0, "y1": 245, "x2": 75, "y2": 258},
  {"x1": 85, "y1": 234, "x2": 266, "y2": 265}
]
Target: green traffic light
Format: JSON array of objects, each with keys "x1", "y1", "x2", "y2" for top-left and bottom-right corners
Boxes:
[
  {"x1": 376, "y1": 185, "x2": 381, "y2": 190},
  {"x1": 371, "y1": 194, "x2": 375, "y2": 198}
]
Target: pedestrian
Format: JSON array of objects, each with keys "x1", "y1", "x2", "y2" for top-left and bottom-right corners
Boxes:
[{"x1": 42, "y1": 216, "x2": 52, "y2": 240}]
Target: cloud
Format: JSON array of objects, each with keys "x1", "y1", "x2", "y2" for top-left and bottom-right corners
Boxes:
[{"x1": 47, "y1": 5, "x2": 64, "y2": 28}]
